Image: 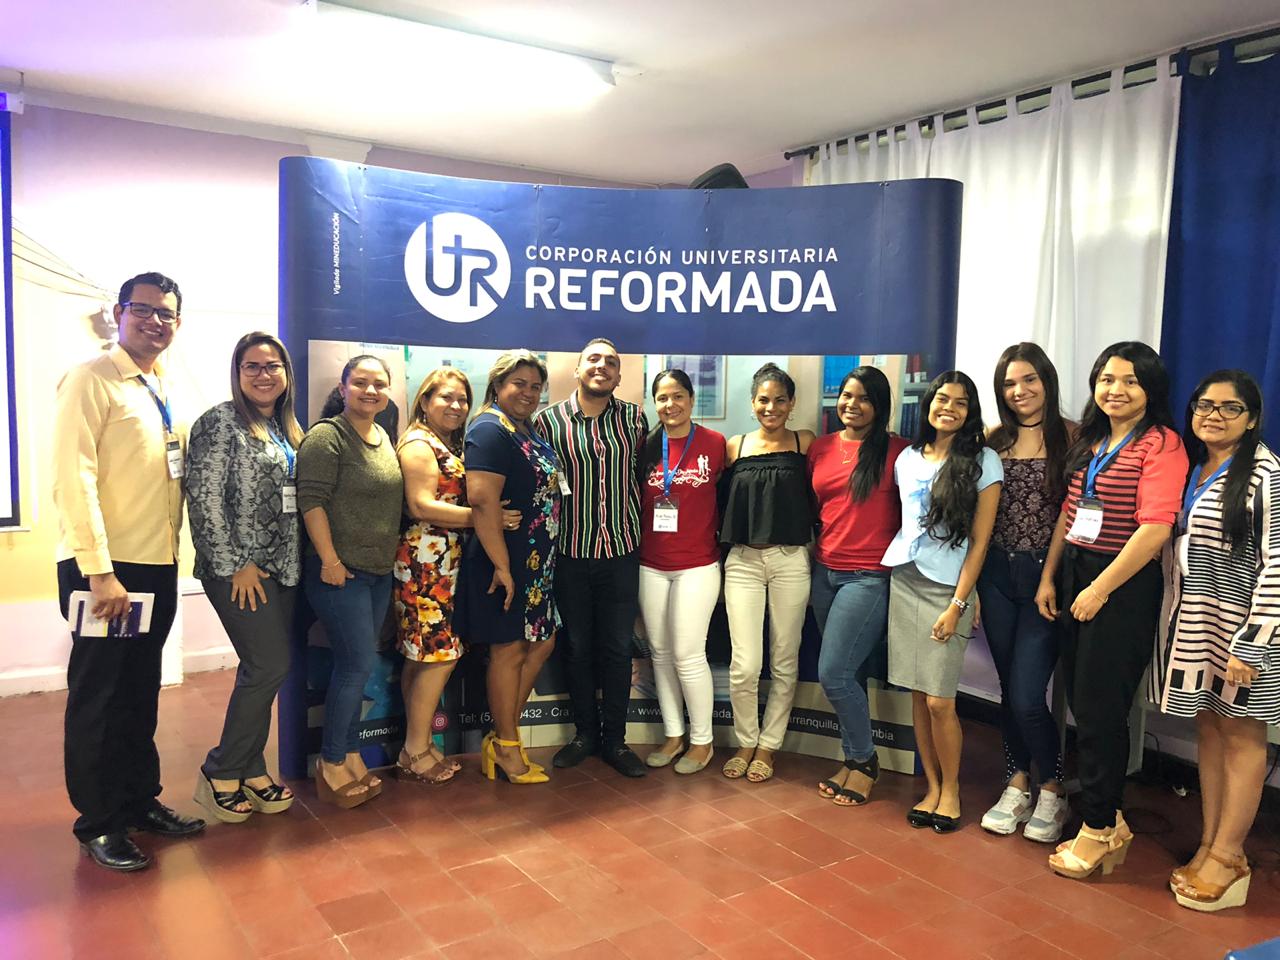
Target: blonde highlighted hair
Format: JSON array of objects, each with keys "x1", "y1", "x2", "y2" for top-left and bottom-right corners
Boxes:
[
  {"x1": 230, "y1": 332, "x2": 304, "y2": 447},
  {"x1": 403, "y1": 367, "x2": 473, "y2": 453}
]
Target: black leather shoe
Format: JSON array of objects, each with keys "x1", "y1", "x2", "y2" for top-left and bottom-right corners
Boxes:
[
  {"x1": 129, "y1": 802, "x2": 206, "y2": 838},
  {"x1": 602, "y1": 745, "x2": 647, "y2": 779},
  {"x1": 931, "y1": 812, "x2": 961, "y2": 834},
  {"x1": 553, "y1": 737, "x2": 598, "y2": 769},
  {"x1": 906, "y1": 807, "x2": 934, "y2": 829},
  {"x1": 80, "y1": 832, "x2": 150, "y2": 872}
]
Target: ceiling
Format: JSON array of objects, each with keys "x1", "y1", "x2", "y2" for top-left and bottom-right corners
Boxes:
[{"x1": 2, "y1": 0, "x2": 1277, "y2": 185}]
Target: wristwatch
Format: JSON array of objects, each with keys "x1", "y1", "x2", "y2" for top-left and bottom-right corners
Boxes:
[{"x1": 950, "y1": 597, "x2": 970, "y2": 612}]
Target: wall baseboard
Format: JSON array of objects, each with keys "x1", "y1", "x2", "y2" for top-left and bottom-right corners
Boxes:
[{"x1": 0, "y1": 644, "x2": 239, "y2": 699}]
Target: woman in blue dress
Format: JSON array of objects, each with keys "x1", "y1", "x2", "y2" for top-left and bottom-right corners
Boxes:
[{"x1": 454, "y1": 350, "x2": 562, "y2": 784}]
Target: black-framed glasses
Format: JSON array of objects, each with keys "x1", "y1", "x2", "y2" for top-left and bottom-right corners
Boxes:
[
  {"x1": 121, "y1": 301, "x2": 179, "y2": 325},
  {"x1": 1191, "y1": 399, "x2": 1249, "y2": 420},
  {"x1": 240, "y1": 362, "x2": 286, "y2": 377}
]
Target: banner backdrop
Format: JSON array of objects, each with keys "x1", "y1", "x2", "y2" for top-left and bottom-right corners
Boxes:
[{"x1": 277, "y1": 157, "x2": 963, "y2": 780}]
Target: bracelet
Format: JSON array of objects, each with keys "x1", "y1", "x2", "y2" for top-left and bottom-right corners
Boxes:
[
  {"x1": 950, "y1": 597, "x2": 969, "y2": 612},
  {"x1": 1087, "y1": 584, "x2": 1109, "y2": 605},
  {"x1": 322, "y1": 560, "x2": 343, "y2": 569}
]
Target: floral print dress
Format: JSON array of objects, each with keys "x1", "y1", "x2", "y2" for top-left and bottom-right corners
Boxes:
[
  {"x1": 454, "y1": 410, "x2": 562, "y2": 645},
  {"x1": 394, "y1": 429, "x2": 466, "y2": 662}
]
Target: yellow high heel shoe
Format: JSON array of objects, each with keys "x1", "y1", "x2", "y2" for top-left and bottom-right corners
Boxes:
[
  {"x1": 480, "y1": 732, "x2": 497, "y2": 780},
  {"x1": 482, "y1": 730, "x2": 544, "y2": 776},
  {"x1": 488, "y1": 737, "x2": 550, "y2": 784}
]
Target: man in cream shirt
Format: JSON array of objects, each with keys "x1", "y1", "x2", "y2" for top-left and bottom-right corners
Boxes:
[{"x1": 52, "y1": 272, "x2": 205, "y2": 872}]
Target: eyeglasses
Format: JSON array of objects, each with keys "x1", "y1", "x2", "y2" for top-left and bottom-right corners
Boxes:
[
  {"x1": 1191, "y1": 400, "x2": 1249, "y2": 420},
  {"x1": 121, "y1": 302, "x2": 179, "y2": 325},
  {"x1": 240, "y1": 362, "x2": 286, "y2": 377}
]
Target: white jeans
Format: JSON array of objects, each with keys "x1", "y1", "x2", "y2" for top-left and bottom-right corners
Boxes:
[
  {"x1": 638, "y1": 561, "x2": 721, "y2": 745},
  {"x1": 723, "y1": 545, "x2": 811, "y2": 750}
]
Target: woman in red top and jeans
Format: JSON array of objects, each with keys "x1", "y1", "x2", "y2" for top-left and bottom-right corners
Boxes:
[
  {"x1": 638, "y1": 369, "x2": 727, "y2": 774},
  {"x1": 809, "y1": 367, "x2": 908, "y2": 805},
  {"x1": 1038, "y1": 341, "x2": 1187, "y2": 879}
]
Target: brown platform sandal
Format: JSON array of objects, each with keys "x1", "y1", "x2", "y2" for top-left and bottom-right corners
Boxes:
[
  {"x1": 1174, "y1": 849, "x2": 1250, "y2": 912},
  {"x1": 395, "y1": 747, "x2": 455, "y2": 784},
  {"x1": 314, "y1": 766, "x2": 371, "y2": 809}
]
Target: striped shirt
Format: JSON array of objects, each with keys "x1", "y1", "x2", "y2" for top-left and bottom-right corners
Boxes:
[
  {"x1": 535, "y1": 392, "x2": 648, "y2": 559},
  {"x1": 1062, "y1": 426, "x2": 1187, "y2": 554}
]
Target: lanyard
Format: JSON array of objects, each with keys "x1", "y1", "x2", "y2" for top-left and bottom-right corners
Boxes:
[
  {"x1": 1183, "y1": 458, "x2": 1232, "y2": 518},
  {"x1": 137, "y1": 376, "x2": 173, "y2": 435},
  {"x1": 662, "y1": 425, "x2": 697, "y2": 497},
  {"x1": 267, "y1": 422, "x2": 296, "y2": 477},
  {"x1": 1084, "y1": 429, "x2": 1135, "y2": 498}
]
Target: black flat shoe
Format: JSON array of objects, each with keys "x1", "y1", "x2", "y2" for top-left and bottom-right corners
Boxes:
[
  {"x1": 907, "y1": 807, "x2": 934, "y2": 828},
  {"x1": 602, "y1": 744, "x2": 647, "y2": 778},
  {"x1": 129, "y1": 802, "x2": 206, "y2": 838},
  {"x1": 553, "y1": 737, "x2": 598, "y2": 769},
  {"x1": 931, "y1": 812, "x2": 961, "y2": 834},
  {"x1": 80, "y1": 832, "x2": 150, "y2": 872}
]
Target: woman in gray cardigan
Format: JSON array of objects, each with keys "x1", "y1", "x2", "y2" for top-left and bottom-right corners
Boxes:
[{"x1": 186, "y1": 332, "x2": 304, "y2": 823}]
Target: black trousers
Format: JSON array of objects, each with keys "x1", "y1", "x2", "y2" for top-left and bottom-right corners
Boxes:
[
  {"x1": 553, "y1": 552, "x2": 639, "y2": 747},
  {"x1": 201, "y1": 578, "x2": 295, "y2": 781},
  {"x1": 58, "y1": 559, "x2": 178, "y2": 841},
  {"x1": 1060, "y1": 546, "x2": 1161, "y2": 829}
]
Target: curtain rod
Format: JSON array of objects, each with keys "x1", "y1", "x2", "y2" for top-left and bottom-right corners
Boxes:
[{"x1": 783, "y1": 24, "x2": 1280, "y2": 161}]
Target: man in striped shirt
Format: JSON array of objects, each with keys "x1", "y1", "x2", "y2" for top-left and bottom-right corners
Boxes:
[{"x1": 536, "y1": 338, "x2": 649, "y2": 777}]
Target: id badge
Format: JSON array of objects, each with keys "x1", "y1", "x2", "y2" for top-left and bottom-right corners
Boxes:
[
  {"x1": 1174, "y1": 532, "x2": 1190, "y2": 577},
  {"x1": 282, "y1": 483, "x2": 297, "y2": 515},
  {"x1": 1068, "y1": 497, "x2": 1104, "y2": 544},
  {"x1": 653, "y1": 496, "x2": 679, "y2": 533},
  {"x1": 557, "y1": 472, "x2": 571, "y2": 496},
  {"x1": 165, "y1": 436, "x2": 184, "y2": 480}
]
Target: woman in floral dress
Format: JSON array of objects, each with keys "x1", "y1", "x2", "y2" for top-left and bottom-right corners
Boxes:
[
  {"x1": 393, "y1": 368, "x2": 518, "y2": 783},
  {"x1": 454, "y1": 351, "x2": 562, "y2": 784}
]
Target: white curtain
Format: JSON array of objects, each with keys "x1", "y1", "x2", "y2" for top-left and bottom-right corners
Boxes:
[{"x1": 808, "y1": 61, "x2": 1181, "y2": 418}]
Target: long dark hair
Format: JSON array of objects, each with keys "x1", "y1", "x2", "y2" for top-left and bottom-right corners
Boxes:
[
  {"x1": 988, "y1": 342, "x2": 1070, "y2": 502},
  {"x1": 839, "y1": 366, "x2": 893, "y2": 503},
  {"x1": 641, "y1": 368, "x2": 696, "y2": 474},
  {"x1": 915, "y1": 371, "x2": 987, "y2": 548},
  {"x1": 1067, "y1": 341, "x2": 1176, "y2": 472},
  {"x1": 1184, "y1": 370, "x2": 1264, "y2": 553}
]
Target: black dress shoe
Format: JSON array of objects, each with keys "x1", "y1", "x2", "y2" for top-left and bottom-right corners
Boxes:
[
  {"x1": 906, "y1": 807, "x2": 934, "y2": 829},
  {"x1": 553, "y1": 737, "x2": 598, "y2": 769},
  {"x1": 602, "y1": 745, "x2": 647, "y2": 779},
  {"x1": 129, "y1": 802, "x2": 206, "y2": 838},
  {"x1": 80, "y1": 832, "x2": 151, "y2": 872},
  {"x1": 931, "y1": 812, "x2": 961, "y2": 834}
]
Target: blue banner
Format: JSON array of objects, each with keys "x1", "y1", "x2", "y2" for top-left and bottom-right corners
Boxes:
[{"x1": 279, "y1": 157, "x2": 962, "y2": 360}]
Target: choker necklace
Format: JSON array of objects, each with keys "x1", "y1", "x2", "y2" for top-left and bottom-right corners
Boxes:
[{"x1": 1019, "y1": 419, "x2": 1044, "y2": 428}]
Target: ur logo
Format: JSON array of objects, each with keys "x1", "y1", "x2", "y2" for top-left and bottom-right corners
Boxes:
[{"x1": 404, "y1": 212, "x2": 511, "y2": 324}]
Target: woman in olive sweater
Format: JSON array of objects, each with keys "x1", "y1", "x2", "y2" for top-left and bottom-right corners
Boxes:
[{"x1": 298, "y1": 355, "x2": 403, "y2": 808}]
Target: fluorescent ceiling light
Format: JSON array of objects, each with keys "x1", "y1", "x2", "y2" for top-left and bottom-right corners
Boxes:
[{"x1": 307, "y1": 1, "x2": 619, "y2": 110}]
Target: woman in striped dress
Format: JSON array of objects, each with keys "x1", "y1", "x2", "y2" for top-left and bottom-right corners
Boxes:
[{"x1": 1152, "y1": 370, "x2": 1279, "y2": 913}]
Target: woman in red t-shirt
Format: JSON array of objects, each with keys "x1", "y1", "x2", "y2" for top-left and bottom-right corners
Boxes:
[
  {"x1": 637, "y1": 369, "x2": 726, "y2": 774},
  {"x1": 809, "y1": 366, "x2": 908, "y2": 806}
]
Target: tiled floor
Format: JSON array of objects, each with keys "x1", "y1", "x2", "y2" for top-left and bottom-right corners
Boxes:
[{"x1": 1, "y1": 670, "x2": 1277, "y2": 960}]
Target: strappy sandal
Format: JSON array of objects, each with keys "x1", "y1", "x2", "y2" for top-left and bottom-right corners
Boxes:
[
  {"x1": 818, "y1": 759, "x2": 852, "y2": 798},
  {"x1": 314, "y1": 765, "x2": 372, "y2": 809},
  {"x1": 193, "y1": 770, "x2": 253, "y2": 823},
  {"x1": 242, "y1": 779, "x2": 294, "y2": 814},
  {"x1": 1048, "y1": 823, "x2": 1129, "y2": 879},
  {"x1": 1170, "y1": 843, "x2": 1209, "y2": 892},
  {"x1": 394, "y1": 747, "x2": 455, "y2": 785},
  {"x1": 1174, "y1": 849, "x2": 1251, "y2": 912},
  {"x1": 746, "y1": 758, "x2": 774, "y2": 783},
  {"x1": 722, "y1": 756, "x2": 750, "y2": 779},
  {"x1": 833, "y1": 754, "x2": 879, "y2": 806}
]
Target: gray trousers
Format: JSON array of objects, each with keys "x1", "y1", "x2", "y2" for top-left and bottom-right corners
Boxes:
[{"x1": 201, "y1": 577, "x2": 295, "y2": 780}]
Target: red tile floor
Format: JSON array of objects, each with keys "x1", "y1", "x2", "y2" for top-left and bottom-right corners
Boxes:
[{"x1": 1, "y1": 669, "x2": 1277, "y2": 960}]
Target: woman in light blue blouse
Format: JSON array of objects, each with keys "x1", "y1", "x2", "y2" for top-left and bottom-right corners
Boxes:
[
  {"x1": 882, "y1": 371, "x2": 1002, "y2": 833},
  {"x1": 186, "y1": 332, "x2": 303, "y2": 823}
]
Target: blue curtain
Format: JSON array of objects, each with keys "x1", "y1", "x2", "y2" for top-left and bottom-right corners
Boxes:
[{"x1": 1161, "y1": 45, "x2": 1280, "y2": 447}]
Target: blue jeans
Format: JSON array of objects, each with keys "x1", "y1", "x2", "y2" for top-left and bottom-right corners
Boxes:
[
  {"x1": 976, "y1": 548, "x2": 1062, "y2": 783},
  {"x1": 810, "y1": 563, "x2": 890, "y2": 763},
  {"x1": 303, "y1": 556, "x2": 393, "y2": 764}
]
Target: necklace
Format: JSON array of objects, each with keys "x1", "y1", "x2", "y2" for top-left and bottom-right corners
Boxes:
[
  {"x1": 838, "y1": 434, "x2": 859, "y2": 465},
  {"x1": 1019, "y1": 419, "x2": 1043, "y2": 428}
]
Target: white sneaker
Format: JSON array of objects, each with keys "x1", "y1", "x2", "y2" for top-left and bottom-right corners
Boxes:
[
  {"x1": 1023, "y1": 788, "x2": 1070, "y2": 843},
  {"x1": 981, "y1": 786, "x2": 1032, "y2": 835}
]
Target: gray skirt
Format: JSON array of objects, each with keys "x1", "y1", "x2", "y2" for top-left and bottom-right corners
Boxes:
[{"x1": 887, "y1": 562, "x2": 975, "y2": 698}]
